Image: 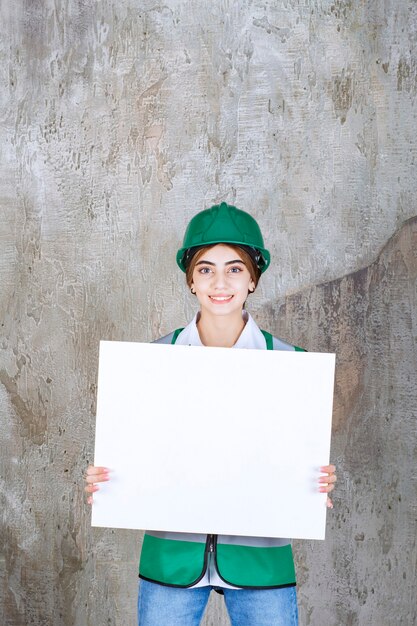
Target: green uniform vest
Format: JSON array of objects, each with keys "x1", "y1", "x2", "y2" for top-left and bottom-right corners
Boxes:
[{"x1": 139, "y1": 329, "x2": 304, "y2": 589}]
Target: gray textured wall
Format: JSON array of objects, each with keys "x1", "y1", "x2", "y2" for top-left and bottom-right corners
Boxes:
[{"x1": 1, "y1": 1, "x2": 416, "y2": 625}]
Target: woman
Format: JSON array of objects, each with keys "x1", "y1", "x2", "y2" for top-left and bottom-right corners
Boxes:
[{"x1": 85, "y1": 202, "x2": 337, "y2": 626}]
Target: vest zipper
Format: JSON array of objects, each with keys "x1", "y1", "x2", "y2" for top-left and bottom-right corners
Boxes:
[
  {"x1": 208, "y1": 534, "x2": 216, "y2": 552},
  {"x1": 206, "y1": 534, "x2": 217, "y2": 584}
]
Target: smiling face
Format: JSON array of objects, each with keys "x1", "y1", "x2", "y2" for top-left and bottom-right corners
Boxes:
[{"x1": 190, "y1": 244, "x2": 256, "y2": 318}]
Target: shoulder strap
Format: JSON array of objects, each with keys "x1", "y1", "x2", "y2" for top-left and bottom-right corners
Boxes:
[
  {"x1": 261, "y1": 330, "x2": 307, "y2": 352},
  {"x1": 171, "y1": 328, "x2": 184, "y2": 344},
  {"x1": 260, "y1": 329, "x2": 274, "y2": 350}
]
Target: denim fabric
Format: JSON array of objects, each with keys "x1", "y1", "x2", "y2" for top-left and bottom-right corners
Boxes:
[
  {"x1": 223, "y1": 585, "x2": 298, "y2": 626},
  {"x1": 137, "y1": 579, "x2": 298, "y2": 626}
]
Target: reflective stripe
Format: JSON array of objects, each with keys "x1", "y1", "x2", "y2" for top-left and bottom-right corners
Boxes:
[
  {"x1": 153, "y1": 332, "x2": 175, "y2": 345},
  {"x1": 145, "y1": 530, "x2": 206, "y2": 543},
  {"x1": 218, "y1": 535, "x2": 291, "y2": 548},
  {"x1": 272, "y1": 336, "x2": 298, "y2": 351},
  {"x1": 146, "y1": 530, "x2": 291, "y2": 549}
]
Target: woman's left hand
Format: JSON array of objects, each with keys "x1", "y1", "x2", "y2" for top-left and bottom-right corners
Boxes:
[{"x1": 319, "y1": 464, "x2": 337, "y2": 508}]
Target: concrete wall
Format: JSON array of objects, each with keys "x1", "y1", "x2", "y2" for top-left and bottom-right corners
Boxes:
[{"x1": 1, "y1": 1, "x2": 416, "y2": 624}]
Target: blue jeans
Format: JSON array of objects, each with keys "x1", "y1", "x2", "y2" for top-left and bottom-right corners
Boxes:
[{"x1": 137, "y1": 579, "x2": 298, "y2": 626}]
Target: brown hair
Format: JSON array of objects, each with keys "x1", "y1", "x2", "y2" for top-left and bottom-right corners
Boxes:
[{"x1": 185, "y1": 244, "x2": 261, "y2": 289}]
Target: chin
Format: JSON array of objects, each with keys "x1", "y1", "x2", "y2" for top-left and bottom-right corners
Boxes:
[{"x1": 203, "y1": 302, "x2": 245, "y2": 316}]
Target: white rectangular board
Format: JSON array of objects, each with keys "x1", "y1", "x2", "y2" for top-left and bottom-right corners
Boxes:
[{"x1": 92, "y1": 341, "x2": 335, "y2": 540}]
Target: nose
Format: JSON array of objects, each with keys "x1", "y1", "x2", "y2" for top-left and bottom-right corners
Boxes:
[{"x1": 211, "y1": 271, "x2": 227, "y2": 290}]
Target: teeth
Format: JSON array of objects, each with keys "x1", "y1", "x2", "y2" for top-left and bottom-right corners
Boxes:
[{"x1": 210, "y1": 296, "x2": 232, "y2": 301}]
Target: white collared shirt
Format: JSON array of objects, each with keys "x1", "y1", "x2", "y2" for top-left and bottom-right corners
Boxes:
[{"x1": 174, "y1": 310, "x2": 268, "y2": 350}]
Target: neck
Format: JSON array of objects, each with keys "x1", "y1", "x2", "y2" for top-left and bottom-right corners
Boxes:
[{"x1": 197, "y1": 310, "x2": 246, "y2": 347}]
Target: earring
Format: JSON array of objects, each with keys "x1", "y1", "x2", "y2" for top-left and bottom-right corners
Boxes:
[
  {"x1": 249, "y1": 288, "x2": 255, "y2": 293},
  {"x1": 190, "y1": 287, "x2": 196, "y2": 295}
]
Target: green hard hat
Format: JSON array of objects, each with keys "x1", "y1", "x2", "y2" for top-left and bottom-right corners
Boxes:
[{"x1": 176, "y1": 202, "x2": 270, "y2": 273}]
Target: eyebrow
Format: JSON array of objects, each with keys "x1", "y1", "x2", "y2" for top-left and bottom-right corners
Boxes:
[{"x1": 195, "y1": 259, "x2": 246, "y2": 267}]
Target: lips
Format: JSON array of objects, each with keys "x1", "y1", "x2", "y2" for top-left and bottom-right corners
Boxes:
[{"x1": 209, "y1": 295, "x2": 234, "y2": 303}]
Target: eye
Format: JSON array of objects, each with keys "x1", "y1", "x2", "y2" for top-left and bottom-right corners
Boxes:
[
  {"x1": 198, "y1": 267, "x2": 212, "y2": 274},
  {"x1": 228, "y1": 266, "x2": 242, "y2": 273}
]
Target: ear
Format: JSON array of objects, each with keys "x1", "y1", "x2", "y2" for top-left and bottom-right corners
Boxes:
[{"x1": 249, "y1": 279, "x2": 255, "y2": 293}]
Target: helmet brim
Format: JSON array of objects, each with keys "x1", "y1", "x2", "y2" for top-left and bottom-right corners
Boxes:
[{"x1": 176, "y1": 241, "x2": 271, "y2": 273}]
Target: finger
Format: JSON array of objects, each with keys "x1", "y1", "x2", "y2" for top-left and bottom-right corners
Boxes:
[
  {"x1": 87, "y1": 495, "x2": 93, "y2": 505},
  {"x1": 319, "y1": 483, "x2": 335, "y2": 493},
  {"x1": 86, "y1": 466, "x2": 109, "y2": 477},
  {"x1": 85, "y1": 469, "x2": 110, "y2": 484},
  {"x1": 85, "y1": 474, "x2": 109, "y2": 485},
  {"x1": 84, "y1": 484, "x2": 99, "y2": 494},
  {"x1": 319, "y1": 474, "x2": 337, "y2": 484},
  {"x1": 320, "y1": 464, "x2": 336, "y2": 474},
  {"x1": 326, "y1": 497, "x2": 334, "y2": 509}
]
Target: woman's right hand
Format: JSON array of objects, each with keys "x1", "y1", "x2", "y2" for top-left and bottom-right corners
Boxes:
[{"x1": 84, "y1": 466, "x2": 110, "y2": 504}]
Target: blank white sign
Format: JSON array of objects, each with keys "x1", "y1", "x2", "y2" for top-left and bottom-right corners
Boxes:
[{"x1": 92, "y1": 341, "x2": 335, "y2": 540}]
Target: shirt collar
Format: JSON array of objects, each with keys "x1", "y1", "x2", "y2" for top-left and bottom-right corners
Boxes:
[{"x1": 174, "y1": 310, "x2": 267, "y2": 349}]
